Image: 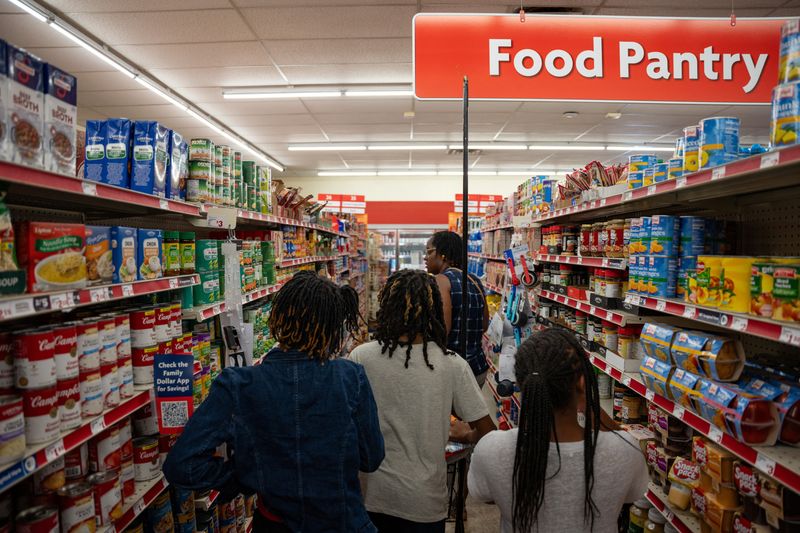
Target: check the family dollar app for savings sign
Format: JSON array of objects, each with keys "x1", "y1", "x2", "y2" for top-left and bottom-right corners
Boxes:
[
  {"x1": 413, "y1": 14, "x2": 783, "y2": 103},
  {"x1": 154, "y1": 354, "x2": 195, "y2": 434}
]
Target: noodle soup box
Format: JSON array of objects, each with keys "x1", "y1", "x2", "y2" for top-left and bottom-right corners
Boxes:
[
  {"x1": 131, "y1": 121, "x2": 168, "y2": 197},
  {"x1": 7, "y1": 45, "x2": 44, "y2": 169},
  {"x1": 43, "y1": 64, "x2": 77, "y2": 176}
]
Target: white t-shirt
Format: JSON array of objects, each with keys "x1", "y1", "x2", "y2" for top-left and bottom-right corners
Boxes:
[
  {"x1": 469, "y1": 428, "x2": 650, "y2": 533},
  {"x1": 350, "y1": 341, "x2": 489, "y2": 523}
]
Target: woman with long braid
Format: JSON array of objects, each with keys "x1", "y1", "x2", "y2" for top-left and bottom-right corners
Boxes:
[
  {"x1": 468, "y1": 329, "x2": 648, "y2": 532},
  {"x1": 350, "y1": 270, "x2": 495, "y2": 533},
  {"x1": 165, "y1": 271, "x2": 385, "y2": 533}
]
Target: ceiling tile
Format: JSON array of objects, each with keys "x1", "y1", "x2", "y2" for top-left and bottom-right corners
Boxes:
[
  {"x1": 241, "y1": 6, "x2": 416, "y2": 39},
  {"x1": 24, "y1": 46, "x2": 115, "y2": 73},
  {"x1": 47, "y1": 0, "x2": 232, "y2": 12},
  {"x1": 198, "y1": 101, "x2": 309, "y2": 116},
  {"x1": 0, "y1": 14, "x2": 72, "y2": 47},
  {"x1": 281, "y1": 63, "x2": 411, "y2": 85},
  {"x1": 90, "y1": 104, "x2": 188, "y2": 120},
  {"x1": 264, "y1": 38, "x2": 410, "y2": 66},
  {"x1": 78, "y1": 89, "x2": 164, "y2": 107},
  {"x1": 148, "y1": 66, "x2": 286, "y2": 88},
  {"x1": 116, "y1": 42, "x2": 270, "y2": 69},
  {"x1": 71, "y1": 72, "x2": 143, "y2": 92}
]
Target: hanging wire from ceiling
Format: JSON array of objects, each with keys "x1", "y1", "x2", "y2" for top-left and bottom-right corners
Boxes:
[
  {"x1": 519, "y1": 1, "x2": 526, "y2": 22},
  {"x1": 730, "y1": 0, "x2": 736, "y2": 26}
]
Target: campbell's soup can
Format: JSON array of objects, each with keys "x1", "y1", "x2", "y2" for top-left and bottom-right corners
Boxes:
[
  {"x1": 130, "y1": 309, "x2": 156, "y2": 349},
  {"x1": 89, "y1": 425, "x2": 121, "y2": 473},
  {"x1": 52, "y1": 326, "x2": 78, "y2": 381},
  {"x1": 119, "y1": 456, "x2": 135, "y2": 502},
  {"x1": 33, "y1": 456, "x2": 65, "y2": 495},
  {"x1": 23, "y1": 386, "x2": 60, "y2": 444},
  {"x1": 87, "y1": 470, "x2": 122, "y2": 526},
  {"x1": 133, "y1": 437, "x2": 160, "y2": 481},
  {"x1": 76, "y1": 321, "x2": 100, "y2": 373},
  {"x1": 131, "y1": 345, "x2": 157, "y2": 385},
  {"x1": 115, "y1": 314, "x2": 132, "y2": 361},
  {"x1": 64, "y1": 443, "x2": 88, "y2": 480},
  {"x1": 0, "y1": 333, "x2": 14, "y2": 393},
  {"x1": 118, "y1": 420, "x2": 133, "y2": 460},
  {"x1": 154, "y1": 306, "x2": 171, "y2": 344},
  {"x1": 16, "y1": 506, "x2": 59, "y2": 533},
  {"x1": 175, "y1": 334, "x2": 193, "y2": 356},
  {"x1": 15, "y1": 329, "x2": 57, "y2": 389},
  {"x1": 0, "y1": 395, "x2": 25, "y2": 466},
  {"x1": 119, "y1": 359, "x2": 134, "y2": 400},
  {"x1": 57, "y1": 482, "x2": 96, "y2": 533},
  {"x1": 56, "y1": 378, "x2": 81, "y2": 431},
  {"x1": 169, "y1": 303, "x2": 182, "y2": 339},
  {"x1": 98, "y1": 317, "x2": 118, "y2": 366},
  {"x1": 78, "y1": 369, "x2": 103, "y2": 418},
  {"x1": 159, "y1": 340, "x2": 173, "y2": 355},
  {"x1": 158, "y1": 434, "x2": 177, "y2": 465},
  {"x1": 100, "y1": 362, "x2": 120, "y2": 409},
  {"x1": 133, "y1": 399, "x2": 158, "y2": 436}
]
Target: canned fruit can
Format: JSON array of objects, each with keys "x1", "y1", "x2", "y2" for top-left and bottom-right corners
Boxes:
[
  {"x1": 649, "y1": 215, "x2": 680, "y2": 256},
  {"x1": 679, "y1": 217, "x2": 706, "y2": 257},
  {"x1": 23, "y1": 385, "x2": 59, "y2": 444},
  {"x1": 643, "y1": 256, "x2": 678, "y2": 298},
  {"x1": 699, "y1": 117, "x2": 740, "y2": 169},
  {"x1": 132, "y1": 346, "x2": 157, "y2": 385},
  {"x1": 57, "y1": 482, "x2": 96, "y2": 533},
  {"x1": 146, "y1": 492, "x2": 174, "y2": 533},
  {"x1": 89, "y1": 425, "x2": 121, "y2": 472},
  {"x1": 79, "y1": 369, "x2": 103, "y2": 418},
  {"x1": 33, "y1": 456, "x2": 65, "y2": 494},
  {"x1": 692, "y1": 256, "x2": 723, "y2": 307},
  {"x1": 76, "y1": 321, "x2": 100, "y2": 373},
  {"x1": 750, "y1": 262, "x2": 776, "y2": 317},
  {"x1": 627, "y1": 171, "x2": 643, "y2": 190},
  {"x1": 87, "y1": 470, "x2": 123, "y2": 526},
  {"x1": 57, "y1": 378, "x2": 81, "y2": 431},
  {"x1": 52, "y1": 326, "x2": 78, "y2": 381},
  {"x1": 64, "y1": 443, "x2": 88, "y2": 480},
  {"x1": 719, "y1": 257, "x2": 756, "y2": 314},
  {"x1": 683, "y1": 125, "x2": 701, "y2": 173},
  {"x1": 130, "y1": 309, "x2": 157, "y2": 349},
  {"x1": 677, "y1": 257, "x2": 697, "y2": 301},
  {"x1": 98, "y1": 318, "x2": 118, "y2": 366},
  {"x1": 15, "y1": 329, "x2": 57, "y2": 389},
  {"x1": 133, "y1": 436, "x2": 161, "y2": 481},
  {"x1": 771, "y1": 264, "x2": 800, "y2": 322},
  {"x1": 16, "y1": 506, "x2": 59, "y2": 533},
  {"x1": 771, "y1": 83, "x2": 800, "y2": 147},
  {"x1": 780, "y1": 19, "x2": 800, "y2": 83},
  {"x1": 628, "y1": 154, "x2": 656, "y2": 173},
  {"x1": 0, "y1": 395, "x2": 25, "y2": 465},
  {"x1": 629, "y1": 217, "x2": 651, "y2": 256}
]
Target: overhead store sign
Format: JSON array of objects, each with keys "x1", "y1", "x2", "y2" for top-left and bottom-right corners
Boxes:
[
  {"x1": 318, "y1": 194, "x2": 341, "y2": 213},
  {"x1": 413, "y1": 14, "x2": 783, "y2": 103},
  {"x1": 455, "y1": 194, "x2": 500, "y2": 213},
  {"x1": 319, "y1": 194, "x2": 366, "y2": 214}
]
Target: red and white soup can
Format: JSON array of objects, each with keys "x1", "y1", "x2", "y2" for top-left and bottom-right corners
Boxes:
[
  {"x1": 23, "y1": 386, "x2": 60, "y2": 444},
  {"x1": 88, "y1": 425, "x2": 121, "y2": 473},
  {"x1": 130, "y1": 309, "x2": 156, "y2": 349},
  {"x1": 133, "y1": 399, "x2": 158, "y2": 436},
  {"x1": 132, "y1": 436, "x2": 160, "y2": 482},
  {"x1": 87, "y1": 470, "x2": 122, "y2": 526},
  {"x1": 64, "y1": 443, "x2": 88, "y2": 481},
  {"x1": 154, "y1": 305, "x2": 171, "y2": 344},
  {"x1": 0, "y1": 333, "x2": 15, "y2": 393},
  {"x1": 15, "y1": 329, "x2": 56, "y2": 389},
  {"x1": 98, "y1": 316, "x2": 118, "y2": 366},
  {"x1": 57, "y1": 378, "x2": 81, "y2": 431},
  {"x1": 118, "y1": 419, "x2": 133, "y2": 461},
  {"x1": 119, "y1": 457, "x2": 135, "y2": 502},
  {"x1": 131, "y1": 345, "x2": 157, "y2": 385},
  {"x1": 52, "y1": 325, "x2": 78, "y2": 381},
  {"x1": 75, "y1": 321, "x2": 100, "y2": 373},
  {"x1": 100, "y1": 362, "x2": 120, "y2": 410},
  {"x1": 56, "y1": 481, "x2": 95, "y2": 533},
  {"x1": 119, "y1": 359, "x2": 134, "y2": 400},
  {"x1": 78, "y1": 369, "x2": 103, "y2": 419},
  {"x1": 115, "y1": 313, "x2": 131, "y2": 361},
  {"x1": 15, "y1": 505, "x2": 59, "y2": 533}
]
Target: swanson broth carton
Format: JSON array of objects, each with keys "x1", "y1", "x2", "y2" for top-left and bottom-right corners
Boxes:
[
  {"x1": 43, "y1": 64, "x2": 77, "y2": 175},
  {"x1": 7, "y1": 45, "x2": 44, "y2": 169}
]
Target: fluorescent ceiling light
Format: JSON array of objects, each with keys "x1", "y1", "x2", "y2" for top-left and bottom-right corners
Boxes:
[
  {"x1": 606, "y1": 145, "x2": 675, "y2": 152},
  {"x1": 377, "y1": 171, "x2": 434, "y2": 176},
  {"x1": 135, "y1": 76, "x2": 187, "y2": 110},
  {"x1": 344, "y1": 90, "x2": 413, "y2": 97},
  {"x1": 367, "y1": 144, "x2": 447, "y2": 151},
  {"x1": 289, "y1": 145, "x2": 366, "y2": 152},
  {"x1": 49, "y1": 22, "x2": 135, "y2": 78},
  {"x1": 453, "y1": 144, "x2": 528, "y2": 151},
  {"x1": 529, "y1": 144, "x2": 606, "y2": 151},
  {"x1": 224, "y1": 91, "x2": 342, "y2": 100},
  {"x1": 186, "y1": 109, "x2": 225, "y2": 136},
  {"x1": 8, "y1": 0, "x2": 46, "y2": 21},
  {"x1": 318, "y1": 171, "x2": 377, "y2": 177}
]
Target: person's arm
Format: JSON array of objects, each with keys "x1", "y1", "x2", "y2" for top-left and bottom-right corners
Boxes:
[
  {"x1": 449, "y1": 415, "x2": 496, "y2": 444},
  {"x1": 436, "y1": 273, "x2": 453, "y2": 334},
  {"x1": 599, "y1": 406, "x2": 621, "y2": 431},
  {"x1": 450, "y1": 358, "x2": 496, "y2": 443},
  {"x1": 354, "y1": 366, "x2": 385, "y2": 473},
  {"x1": 482, "y1": 296, "x2": 490, "y2": 333}
]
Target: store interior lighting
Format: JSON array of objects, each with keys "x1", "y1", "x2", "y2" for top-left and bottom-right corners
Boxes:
[
  {"x1": 291, "y1": 143, "x2": 674, "y2": 153},
  {"x1": 223, "y1": 86, "x2": 414, "y2": 99},
  {"x1": 316, "y1": 169, "x2": 564, "y2": 177}
]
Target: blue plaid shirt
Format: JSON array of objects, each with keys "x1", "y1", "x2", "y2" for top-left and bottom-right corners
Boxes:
[{"x1": 443, "y1": 268, "x2": 489, "y2": 377}]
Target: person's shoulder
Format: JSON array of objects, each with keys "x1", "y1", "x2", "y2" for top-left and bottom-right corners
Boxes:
[
  {"x1": 349, "y1": 340, "x2": 382, "y2": 362},
  {"x1": 214, "y1": 365, "x2": 256, "y2": 390},
  {"x1": 598, "y1": 431, "x2": 643, "y2": 462},
  {"x1": 474, "y1": 428, "x2": 518, "y2": 458}
]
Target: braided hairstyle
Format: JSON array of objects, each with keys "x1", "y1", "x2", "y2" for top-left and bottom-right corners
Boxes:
[
  {"x1": 429, "y1": 231, "x2": 464, "y2": 269},
  {"x1": 268, "y1": 270, "x2": 361, "y2": 360},
  {"x1": 374, "y1": 270, "x2": 448, "y2": 369},
  {"x1": 512, "y1": 328, "x2": 601, "y2": 532}
]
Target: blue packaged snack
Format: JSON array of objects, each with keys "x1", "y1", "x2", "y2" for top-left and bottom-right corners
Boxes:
[
  {"x1": 700, "y1": 117, "x2": 740, "y2": 169},
  {"x1": 44, "y1": 64, "x2": 77, "y2": 175},
  {"x1": 104, "y1": 118, "x2": 132, "y2": 187},
  {"x1": 7, "y1": 45, "x2": 44, "y2": 168},
  {"x1": 667, "y1": 368, "x2": 701, "y2": 412},
  {"x1": 649, "y1": 215, "x2": 680, "y2": 256},
  {"x1": 131, "y1": 121, "x2": 168, "y2": 197},
  {"x1": 645, "y1": 255, "x2": 677, "y2": 297},
  {"x1": 639, "y1": 355, "x2": 673, "y2": 400},
  {"x1": 110, "y1": 226, "x2": 137, "y2": 284},
  {"x1": 696, "y1": 379, "x2": 779, "y2": 445},
  {"x1": 84, "y1": 120, "x2": 106, "y2": 183},
  {"x1": 671, "y1": 330, "x2": 710, "y2": 375},
  {"x1": 639, "y1": 322, "x2": 678, "y2": 363},
  {"x1": 137, "y1": 228, "x2": 163, "y2": 280}
]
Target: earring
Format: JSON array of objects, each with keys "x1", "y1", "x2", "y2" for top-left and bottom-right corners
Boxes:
[{"x1": 576, "y1": 410, "x2": 586, "y2": 429}]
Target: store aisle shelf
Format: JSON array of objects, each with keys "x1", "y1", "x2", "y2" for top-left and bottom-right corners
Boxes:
[
  {"x1": 195, "y1": 490, "x2": 220, "y2": 512},
  {"x1": 538, "y1": 289, "x2": 645, "y2": 326},
  {"x1": 647, "y1": 483, "x2": 701, "y2": 533},
  {"x1": 624, "y1": 293, "x2": 800, "y2": 348},
  {"x1": 482, "y1": 223, "x2": 513, "y2": 232},
  {"x1": 536, "y1": 254, "x2": 627, "y2": 270},
  {"x1": 486, "y1": 357, "x2": 521, "y2": 412},
  {"x1": 468, "y1": 252, "x2": 506, "y2": 262},
  {"x1": 0, "y1": 274, "x2": 198, "y2": 324},
  {"x1": 106, "y1": 475, "x2": 169, "y2": 533},
  {"x1": 0, "y1": 389, "x2": 151, "y2": 493},
  {"x1": 484, "y1": 282, "x2": 505, "y2": 294},
  {"x1": 587, "y1": 353, "x2": 800, "y2": 494},
  {"x1": 278, "y1": 256, "x2": 339, "y2": 268},
  {"x1": 227, "y1": 207, "x2": 347, "y2": 237},
  {"x1": 183, "y1": 283, "x2": 283, "y2": 321}
]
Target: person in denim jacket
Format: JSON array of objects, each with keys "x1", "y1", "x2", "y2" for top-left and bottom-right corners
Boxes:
[{"x1": 164, "y1": 271, "x2": 385, "y2": 532}]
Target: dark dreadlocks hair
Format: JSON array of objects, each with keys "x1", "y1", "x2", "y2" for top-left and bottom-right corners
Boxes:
[
  {"x1": 374, "y1": 270, "x2": 448, "y2": 370},
  {"x1": 268, "y1": 270, "x2": 361, "y2": 360},
  {"x1": 512, "y1": 328, "x2": 601, "y2": 533},
  {"x1": 429, "y1": 231, "x2": 464, "y2": 269}
]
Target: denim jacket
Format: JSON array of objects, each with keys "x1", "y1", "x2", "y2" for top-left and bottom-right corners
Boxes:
[{"x1": 163, "y1": 347, "x2": 385, "y2": 532}]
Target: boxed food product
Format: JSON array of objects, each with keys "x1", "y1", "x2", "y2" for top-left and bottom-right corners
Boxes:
[
  {"x1": 0, "y1": 194, "x2": 24, "y2": 294},
  {"x1": 740, "y1": 377, "x2": 800, "y2": 447},
  {"x1": 16, "y1": 222, "x2": 87, "y2": 292},
  {"x1": 110, "y1": 226, "x2": 137, "y2": 284},
  {"x1": 7, "y1": 44, "x2": 44, "y2": 168},
  {"x1": 694, "y1": 437, "x2": 735, "y2": 486},
  {"x1": 0, "y1": 40, "x2": 8, "y2": 162},
  {"x1": 771, "y1": 264, "x2": 800, "y2": 322},
  {"x1": 649, "y1": 215, "x2": 680, "y2": 256},
  {"x1": 85, "y1": 225, "x2": 112, "y2": 285},
  {"x1": 105, "y1": 118, "x2": 132, "y2": 188},
  {"x1": 639, "y1": 355, "x2": 673, "y2": 399},
  {"x1": 43, "y1": 64, "x2": 77, "y2": 175},
  {"x1": 667, "y1": 368, "x2": 701, "y2": 411},
  {"x1": 733, "y1": 461, "x2": 800, "y2": 527},
  {"x1": 639, "y1": 322, "x2": 677, "y2": 363},
  {"x1": 83, "y1": 120, "x2": 106, "y2": 184},
  {"x1": 671, "y1": 330, "x2": 744, "y2": 382},
  {"x1": 695, "y1": 379, "x2": 780, "y2": 446},
  {"x1": 704, "y1": 490, "x2": 742, "y2": 533},
  {"x1": 667, "y1": 457, "x2": 701, "y2": 511},
  {"x1": 131, "y1": 121, "x2": 168, "y2": 197},
  {"x1": 137, "y1": 229, "x2": 163, "y2": 280}
]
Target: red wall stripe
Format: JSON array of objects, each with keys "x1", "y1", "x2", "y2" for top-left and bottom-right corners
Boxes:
[{"x1": 366, "y1": 201, "x2": 452, "y2": 225}]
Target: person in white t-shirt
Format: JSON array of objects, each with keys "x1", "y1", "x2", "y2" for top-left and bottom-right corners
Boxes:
[
  {"x1": 350, "y1": 269, "x2": 496, "y2": 533},
  {"x1": 468, "y1": 328, "x2": 649, "y2": 533}
]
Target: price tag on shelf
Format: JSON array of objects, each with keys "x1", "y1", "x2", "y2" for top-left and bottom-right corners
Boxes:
[
  {"x1": 212, "y1": 305, "x2": 221, "y2": 316},
  {"x1": 0, "y1": 300, "x2": 18, "y2": 321},
  {"x1": 89, "y1": 288, "x2": 109, "y2": 303},
  {"x1": 755, "y1": 454, "x2": 777, "y2": 477},
  {"x1": 589, "y1": 306, "x2": 597, "y2": 315},
  {"x1": 647, "y1": 185, "x2": 657, "y2": 196},
  {"x1": 159, "y1": 199, "x2": 170, "y2": 211},
  {"x1": 168, "y1": 278, "x2": 179, "y2": 290},
  {"x1": 673, "y1": 405, "x2": 686, "y2": 420},
  {"x1": 601, "y1": 258, "x2": 609, "y2": 267},
  {"x1": 121, "y1": 284, "x2": 134, "y2": 297},
  {"x1": 676, "y1": 176, "x2": 688, "y2": 188},
  {"x1": 599, "y1": 198, "x2": 607, "y2": 207},
  {"x1": 682, "y1": 306, "x2": 697, "y2": 319},
  {"x1": 645, "y1": 389, "x2": 655, "y2": 401},
  {"x1": 90, "y1": 417, "x2": 107, "y2": 435},
  {"x1": 760, "y1": 151, "x2": 780, "y2": 169},
  {"x1": 81, "y1": 182, "x2": 97, "y2": 196},
  {"x1": 44, "y1": 439, "x2": 66, "y2": 462},
  {"x1": 622, "y1": 375, "x2": 632, "y2": 387},
  {"x1": 50, "y1": 293, "x2": 74, "y2": 311},
  {"x1": 664, "y1": 510, "x2": 675, "y2": 522},
  {"x1": 779, "y1": 326, "x2": 800, "y2": 347},
  {"x1": 622, "y1": 191, "x2": 633, "y2": 202},
  {"x1": 730, "y1": 316, "x2": 748, "y2": 332},
  {"x1": 589, "y1": 201, "x2": 597, "y2": 209},
  {"x1": 711, "y1": 166, "x2": 726, "y2": 180},
  {"x1": 133, "y1": 497, "x2": 147, "y2": 516},
  {"x1": 624, "y1": 294, "x2": 637, "y2": 305},
  {"x1": 708, "y1": 426, "x2": 724, "y2": 444},
  {"x1": 656, "y1": 300, "x2": 667, "y2": 312}
]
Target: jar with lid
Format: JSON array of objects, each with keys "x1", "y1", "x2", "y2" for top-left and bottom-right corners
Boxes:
[
  {"x1": 604, "y1": 269, "x2": 624, "y2": 298},
  {"x1": 613, "y1": 383, "x2": 627, "y2": 421},
  {"x1": 539, "y1": 303, "x2": 551, "y2": 319},
  {"x1": 559, "y1": 265, "x2": 572, "y2": 287},
  {"x1": 598, "y1": 371, "x2": 612, "y2": 399},
  {"x1": 645, "y1": 508, "x2": 666, "y2": 533},
  {"x1": 623, "y1": 219, "x2": 632, "y2": 258},
  {"x1": 575, "y1": 310, "x2": 587, "y2": 335},
  {"x1": 602, "y1": 320, "x2": 618, "y2": 352},
  {"x1": 628, "y1": 498, "x2": 652, "y2": 533},
  {"x1": 590, "y1": 223, "x2": 603, "y2": 256},
  {"x1": 580, "y1": 224, "x2": 592, "y2": 256},
  {"x1": 618, "y1": 325, "x2": 642, "y2": 359},
  {"x1": 621, "y1": 391, "x2": 643, "y2": 423},
  {"x1": 164, "y1": 231, "x2": 181, "y2": 277},
  {"x1": 180, "y1": 232, "x2": 196, "y2": 275},
  {"x1": 562, "y1": 226, "x2": 579, "y2": 256},
  {"x1": 607, "y1": 219, "x2": 625, "y2": 257},
  {"x1": 542, "y1": 264, "x2": 552, "y2": 285}
]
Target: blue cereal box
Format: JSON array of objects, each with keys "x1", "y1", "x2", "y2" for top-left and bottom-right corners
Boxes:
[
  {"x1": 7, "y1": 45, "x2": 44, "y2": 168},
  {"x1": 110, "y1": 226, "x2": 137, "y2": 284},
  {"x1": 639, "y1": 355, "x2": 673, "y2": 400},
  {"x1": 44, "y1": 64, "x2": 77, "y2": 175},
  {"x1": 696, "y1": 379, "x2": 779, "y2": 445},
  {"x1": 667, "y1": 368, "x2": 701, "y2": 412},
  {"x1": 84, "y1": 120, "x2": 106, "y2": 183},
  {"x1": 645, "y1": 256, "x2": 677, "y2": 297},
  {"x1": 131, "y1": 121, "x2": 168, "y2": 197},
  {"x1": 105, "y1": 118, "x2": 132, "y2": 188},
  {"x1": 679, "y1": 217, "x2": 705, "y2": 257},
  {"x1": 137, "y1": 228, "x2": 163, "y2": 280},
  {"x1": 649, "y1": 215, "x2": 680, "y2": 256},
  {"x1": 700, "y1": 117, "x2": 740, "y2": 169},
  {"x1": 639, "y1": 322, "x2": 678, "y2": 363}
]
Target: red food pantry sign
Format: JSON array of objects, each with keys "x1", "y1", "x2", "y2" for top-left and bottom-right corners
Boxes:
[
  {"x1": 455, "y1": 194, "x2": 503, "y2": 213},
  {"x1": 413, "y1": 15, "x2": 783, "y2": 103},
  {"x1": 318, "y1": 194, "x2": 366, "y2": 214}
]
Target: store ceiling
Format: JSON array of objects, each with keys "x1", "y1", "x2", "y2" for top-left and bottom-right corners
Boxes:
[{"x1": 0, "y1": 0, "x2": 798, "y2": 176}]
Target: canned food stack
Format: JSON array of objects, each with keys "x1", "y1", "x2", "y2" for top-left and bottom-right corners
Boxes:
[
  {"x1": 577, "y1": 220, "x2": 627, "y2": 258},
  {"x1": 244, "y1": 302, "x2": 275, "y2": 360},
  {"x1": 769, "y1": 21, "x2": 800, "y2": 149},
  {"x1": 130, "y1": 301, "x2": 187, "y2": 386}
]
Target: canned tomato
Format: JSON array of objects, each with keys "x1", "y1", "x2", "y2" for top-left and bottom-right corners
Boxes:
[
  {"x1": 89, "y1": 425, "x2": 121, "y2": 472},
  {"x1": 79, "y1": 369, "x2": 103, "y2": 418},
  {"x1": 132, "y1": 345, "x2": 157, "y2": 385},
  {"x1": 119, "y1": 359, "x2": 134, "y2": 400},
  {"x1": 115, "y1": 314, "x2": 131, "y2": 361},
  {"x1": 158, "y1": 434, "x2": 177, "y2": 465},
  {"x1": 16, "y1": 506, "x2": 59, "y2": 533},
  {"x1": 87, "y1": 470, "x2": 122, "y2": 526},
  {"x1": 0, "y1": 395, "x2": 25, "y2": 466},
  {"x1": 683, "y1": 125, "x2": 701, "y2": 173},
  {"x1": 146, "y1": 492, "x2": 174, "y2": 533},
  {"x1": 100, "y1": 362, "x2": 120, "y2": 409},
  {"x1": 57, "y1": 378, "x2": 81, "y2": 431},
  {"x1": 154, "y1": 305, "x2": 171, "y2": 344},
  {"x1": 23, "y1": 385, "x2": 59, "y2": 444},
  {"x1": 699, "y1": 117, "x2": 740, "y2": 169},
  {"x1": 15, "y1": 329, "x2": 57, "y2": 389},
  {"x1": 76, "y1": 321, "x2": 100, "y2": 373},
  {"x1": 57, "y1": 482, "x2": 95, "y2": 533},
  {"x1": 98, "y1": 317, "x2": 118, "y2": 366},
  {"x1": 118, "y1": 420, "x2": 133, "y2": 460},
  {"x1": 0, "y1": 333, "x2": 14, "y2": 392},
  {"x1": 133, "y1": 437, "x2": 160, "y2": 481},
  {"x1": 133, "y1": 399, "x2": 158, "y2": 436},
  {"x1": 130, "y1": 309, "x2": 156, "y2": 349},
  {"x1": 33, "y1": 456, "x2": 65, "y2": 495},
  {"x1": 120, "y1": 457, "x2": 135, "y2": 502},
  {"x1": 64, "y1": 443, "x2": 88, "y2": 480},
  {"x1": 52, "y1": 325, "x2": 78, "y2": 381}
]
